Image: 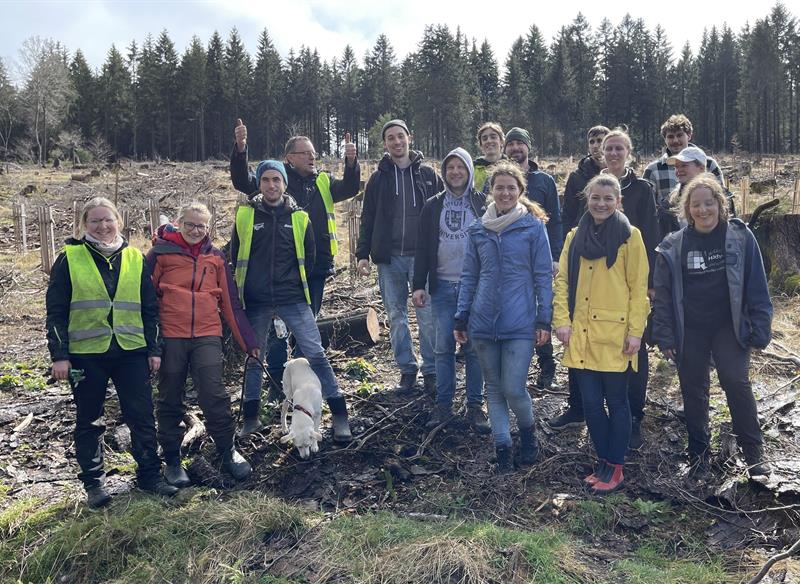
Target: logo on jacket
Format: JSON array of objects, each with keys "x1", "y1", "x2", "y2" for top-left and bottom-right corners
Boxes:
[
  {"x1": 444, "y1": 209, "x2": 465, "y2": 232},
  {"x1": 254, "y1": 223, "x2": 265, "y2": 231}
]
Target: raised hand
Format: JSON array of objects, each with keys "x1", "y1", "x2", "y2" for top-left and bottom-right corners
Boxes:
[
  {"x1": 344, "y1": 132, "x2": 356, "y2": 165},
  {"x1": 235, "y1": 118, "x2": 247, "y2": 153}
]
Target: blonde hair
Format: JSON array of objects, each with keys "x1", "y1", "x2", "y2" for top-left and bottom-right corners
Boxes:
[
  {"x1": 178, "y1": 201, "x2": 212, "y2": 222},
  {"x1": 488, "y1": 161, "x2": 548, "y2": 222},
  {"x1": 79, "y1": 197, "x2": 123, "y2": 234},
  {"x1": 585, "y1": 174, "x2": 621, "y2": 200},
  {"x1": 680, "y1": 174, "x2": 729, "y2": 224}
]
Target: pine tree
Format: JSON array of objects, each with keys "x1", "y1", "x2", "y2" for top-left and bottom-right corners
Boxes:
[
  {"x1": 251, "y1": 29, "x2": 284, "y2": 157},
  {"x1": 97, "y1": 45, "x2": 133, "y2": 154},
  {"x1": 177, "y1": 36, "x2": 206, "y2": 161},
  {"x1": 361, "y1": 34, "x2": 399, "y2": 136},
  {"x1": 68, "y1": 50, "x2": 96, "y2": 141},
  {"x1": 205, "y1": 31, "x2": 226, "y2": 158}
]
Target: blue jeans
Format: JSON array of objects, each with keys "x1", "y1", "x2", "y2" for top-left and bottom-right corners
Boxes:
[
  {"x1": 244, "y1": 302, "x2": 340, "y2": 401},
  {"x1": 472, "y1": 338, "x2": 535, "y2": 447},
  {"x1": 431, "y1": 281, "x2": 482, "y2": 406},
  {"x1": 377, "y1": 255, "x2": 435, "y2": 376},
  {"x1": 264, "y1": 274, "x2": 326, "y2": 381},
  {"x1": 574, "y1": 368, "x2": 631, "y2": 465}
]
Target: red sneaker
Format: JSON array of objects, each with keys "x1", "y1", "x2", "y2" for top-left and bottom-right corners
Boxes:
[
  {"x1": 592, "y1": 463, "x2": 624, "y2": 494},
  {"x1": 583, "y1": 460, "x2": 607, "y2": 485}
]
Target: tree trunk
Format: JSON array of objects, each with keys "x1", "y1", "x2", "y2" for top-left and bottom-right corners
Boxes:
[{"x1": 749, "y1": 202, "x2": 800, "y2": 293}]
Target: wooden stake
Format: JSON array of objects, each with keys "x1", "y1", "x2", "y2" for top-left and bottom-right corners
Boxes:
[
  {"x1": 114, "y1": 164, "x2": 120, "y2": 207},
  {"x1": 120, "y1": 209, "x2": 132, "y2": 240},
  {"x1": 793, "y1": 178, "x2": 800, "y2": 214},
  {"x1": 37, "y1": 206, "x2": 56, "y2": 274},
  {"x1": 72, "y1": 200, "x2": 81, "y2": 238},
  {"x1": 148, "y1": 199, "x2": 159, "y2": 237},
  {"x1": 740, "y1": 177, "x2": 750, "y2": 216},
  {"x1": 12, "y1": 201, "x2": 27, "y2": 253}
]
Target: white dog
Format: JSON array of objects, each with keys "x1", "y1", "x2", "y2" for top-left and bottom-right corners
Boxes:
[{"x1": 280, "y1": 358, "x2": 323, "y2": 459}]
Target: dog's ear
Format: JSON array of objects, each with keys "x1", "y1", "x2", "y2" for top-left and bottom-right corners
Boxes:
[
  {"x1": 312, "y1": 431, "x2": 323, "y2": 441},
  {"x1": 280, "y1": 434, "x2": 293, "y2": 444}
]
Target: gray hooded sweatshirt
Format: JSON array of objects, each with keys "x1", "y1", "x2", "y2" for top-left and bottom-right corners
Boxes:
[{"x1": 437, "y1": 147, "x2": 477, "y2": 282}]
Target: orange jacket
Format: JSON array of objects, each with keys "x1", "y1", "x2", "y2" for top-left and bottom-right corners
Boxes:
[{"x1": 145, "y1": 226, "x2": 257, "y2": 352}]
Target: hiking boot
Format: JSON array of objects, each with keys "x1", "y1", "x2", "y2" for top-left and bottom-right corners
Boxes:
[
  {"x1": 395, "y1": 372, "x2": 418, "y2": 393},
  {"x1": 163, "y1": 462, "x2": 191, "y2": 488},
  {"x1": 86, "y1": 485, "x2": 112, "y2": 509},
  {"x1": 546, "y1": 408, "x2": 585, "y2": 430},
  {"x1": 592, "y1": 463, "x2": 624, "y2": 494},
  {"x1": 536, "y1": 369, "x2": 555, "y2": 391},
  {"x1": 465, "y1": 404, "x2": 491, "y2": 435},
  {"x1": 584, "y1": 460, "x2": 608, "y2": 486},
  {"x1": 629, "y1": 417, "x2": 643, "y2": 451},
  {"x1": 238, "y1": 399, "x2": 264, "y2": 437},
  {"x1": 687, "y1": 452, "x2": 711, "y2": 480},
  {"x1": 422, "y1": 374, "x2": 437, "y2": 396},
  {"x1": 495, "y1": 445, "x2": 514, "y2": 474},
  {"x1": 221, "y1": 447, "x2": 252, "y2": 481},
  {"x1": 327, "y1": 396, "x2": 353, "y2": 443},
  {"x1": 741, "y1": 443, "x2": 770, "y2": 477},
  {"x1": 426, "y1": 403, "x2": 454, "y2": 429},
  {"x1": 517, "y1": 425, "x2": 540, "y2": 466},
  {"x1": 139, "y1": 478, "x2": 179, "y2": 498}
]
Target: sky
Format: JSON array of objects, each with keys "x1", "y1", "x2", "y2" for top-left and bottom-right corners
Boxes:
[{"x1": 0, "y1": 0, "x2": 779, "y2": 84}]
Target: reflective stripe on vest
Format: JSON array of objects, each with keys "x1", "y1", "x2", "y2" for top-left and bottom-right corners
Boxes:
[
  {"x1": 315, "y1": 172, "x2": 338, "y2": 256},
  {"x1": 234, "y1": 205, "x2": 311, "y2": 307},
  {"x1": 65, "y1": 244, "x2": 146, "y2": 354}
]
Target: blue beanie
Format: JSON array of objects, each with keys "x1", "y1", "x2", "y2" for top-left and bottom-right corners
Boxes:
[{"x1": 255, "y1": 160, "x2": 288, "y2": 186}]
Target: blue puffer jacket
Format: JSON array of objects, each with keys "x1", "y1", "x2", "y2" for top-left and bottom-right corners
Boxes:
[
  {"x1": 455, "y1": 212, "x2": 553, "y2": 340},
  {"x1": 652, "y1": 218, "x2": 773, "y2": 363}
]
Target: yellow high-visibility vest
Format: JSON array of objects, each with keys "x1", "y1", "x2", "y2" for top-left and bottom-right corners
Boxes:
[
  {"x1": 315, "y1": 172, "x2": 339, "y2": 256},
  {"x1": 65, "y1": 244, "x2": 146, "y2": 354},
  {"x1": 234, "y1": 205, "x2": 311, "y2": 308}
]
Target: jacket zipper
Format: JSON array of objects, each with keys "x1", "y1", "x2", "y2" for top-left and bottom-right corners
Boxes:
[
  {"x1": 197, "y1": 266, "x2": 207, "y2": 291},
  {"x1": 269, "y1": 211, "x2": 276, "y2": 302},
  {"x1": 189, "y1": 257, "x2": 197, "y2": 337}
]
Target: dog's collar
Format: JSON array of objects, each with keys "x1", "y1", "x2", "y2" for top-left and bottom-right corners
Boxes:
[{"x1": 292, "y1": 403, "x2": 314, "y2": 419}]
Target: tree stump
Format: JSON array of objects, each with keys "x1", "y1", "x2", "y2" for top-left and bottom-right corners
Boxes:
[{"x1": 749, "y1": 202, "x2": 800, "y2": 293}]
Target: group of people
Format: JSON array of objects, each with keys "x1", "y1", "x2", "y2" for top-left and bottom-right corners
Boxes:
[{"x1": 45, "y1": 111, "x2": 773, "y2": 508}]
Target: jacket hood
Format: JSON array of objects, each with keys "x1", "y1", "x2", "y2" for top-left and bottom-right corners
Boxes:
[
  {"x1": 577, "y1": 154, "x2": 603, "y2": 178},
  {"x1": 442, "y1": 147, "x2": 475, "y2": 197},
  {"x1": 473, "y1": 154, "x2": 508, "y2": 168},
  {"x1": 151, "y1": 223, "x2": 212, "y2": 255},
  {"x1": 252, "y1": 193, "x2": 300, "y2": 215},
  {"x1": 64, "y1": 236, "x2": 129, "y2": 252},
  {"x1": 378, "y1": 149, "x2": 424, "y2": 172}
]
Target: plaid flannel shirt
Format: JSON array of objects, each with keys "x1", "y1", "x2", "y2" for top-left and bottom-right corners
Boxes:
[{"x1": 642, "y1": 144, "x2": 724, "y2": 203}]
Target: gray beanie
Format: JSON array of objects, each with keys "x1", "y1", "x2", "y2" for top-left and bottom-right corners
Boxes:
[
  {"x1": 505, "y1": 127, "x2": 532, "y2": 150},
  {"x1": 381, "y1": 119, "x2": 410, "y2": 140}
]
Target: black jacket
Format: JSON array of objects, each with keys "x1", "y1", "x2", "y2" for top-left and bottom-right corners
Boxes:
[
  {"x1": 45, "y1": 238, "x2": 162, "y2": 362},
  {"x1": 356, "y1": 151, "x2": 443, "y2": 264},
  {"x1": 412, "y1": 189, "x2": 487, "y2": 294},
  {"x1": 562, "y1": 154, "x2": 603, "y2": 237},
  {"x1": 229, "y1": 194, "x2": 316, "y2": 307},
  {"x1": 230, "y1": 146, "x2": 360, "y2": 277},
  {"x1": 618, "y1": 168, "x2": 659, "y2": 287}
]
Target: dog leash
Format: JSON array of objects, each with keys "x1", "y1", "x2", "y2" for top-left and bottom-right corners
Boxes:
[
  {"x1": 291, "y1": 403, "x2": 315, "y2": 420},
  {"x1": 238, "y1": 355, "x2": 278, "y2": 425}
]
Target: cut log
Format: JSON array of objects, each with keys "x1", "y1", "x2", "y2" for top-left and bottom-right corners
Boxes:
[
  {"x1": 181, "y1": 412, "x2": 206, "y2": 453},
  {"x1": 317, "y1": 307, "x2": 380, "y2": 349},
  {"x1": 71, "y1": 173, "x2": 90, "y2": 182}
]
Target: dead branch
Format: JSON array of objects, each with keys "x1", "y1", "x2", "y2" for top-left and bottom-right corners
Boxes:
[
  {"x1": 760, "y1": 350, "x2": 800, "y2": 367},
  {"x1": 747, "y1": 537, "x2": 800, "y2": 584}
]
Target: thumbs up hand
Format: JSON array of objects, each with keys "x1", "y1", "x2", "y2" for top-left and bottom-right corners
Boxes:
[
  {"x1": 235, "y1": 118, "x2": 247, "y2": 153},
  {"x1": 344, "y1": 132, "x2": 356, "y2": 166}
]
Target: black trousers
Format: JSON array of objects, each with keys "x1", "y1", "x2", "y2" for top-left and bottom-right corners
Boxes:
[
  {"x1": 156, "y1": 336, "x2": 235, "y2": 461},
  {"x1": 71, "y1": 352, "x2": 161, "y2": 489},
  {"x1": 679, "y1": 320, "x2": 762, "y2": 455}
]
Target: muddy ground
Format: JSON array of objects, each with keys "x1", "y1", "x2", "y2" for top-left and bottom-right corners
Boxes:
[{"x1": 0, "y1": 159, "x2": 799, "y2": 580}]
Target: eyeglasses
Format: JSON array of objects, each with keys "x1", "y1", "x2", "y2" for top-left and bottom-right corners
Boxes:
[
  {"x1": 289, "y1": 150, "x2": 317, "y2": 158},
  {"x1": 182, "y1": 222, "x2": 208, "y2": 232},
  {"x1": 88, "y1": 218, "x2": 118, "y2": 225}
]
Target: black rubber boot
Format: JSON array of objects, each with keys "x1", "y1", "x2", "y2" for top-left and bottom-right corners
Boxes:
[
  {"x1": 238, "y1": 400, "x2": 264, "y2": 437},
  {"x1": 422, "y1": 374, "x2": 437, "y2": 396},
  {"x1": 396, "y1": 372, "x2": 418, "y2": 393},
  {"x1": 163, "y1": 459, "x2": 191, "y2": 488},
  {"x1": 327, "y1": 396, "x2": 352, "y2": 443},
  {"x1": 139, "y1": 478, "x2": 179, "y2": 498},
  {"x1": 465, "y1": 404, "x2": 491, "y2": 435},
  {"x1": 221, "y1": 447, "x2": 252, "y2": 481},
  {"x1": 86, "y1": 485, "x2": 112, "y2": 509},
  {"x1": 741, "y1": 443, "x2": 770, "y2": 477},
  {"x1": 426, "y1": 403, "x2": 453, "y2": 429},
  {"x1": 517, "y1": 425, "x2": 539, "y2": 466},
  {"x1": 495, "y1": 445, "x2": 514, "y2": 474},
  {"x1": 546, "y1": 407, "x2": 585, "y2": 430}
]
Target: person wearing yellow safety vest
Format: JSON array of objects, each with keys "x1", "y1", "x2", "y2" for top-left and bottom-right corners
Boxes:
[
  {"x1": 45, "y1": 197, "x2": 177, "y2": 509},
  {"x1": 231, "y1": 121, "x2": 360, "y2": 401},
  {"x1": 229, "y1": 161, "x2": 352, "y2": 443}
]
